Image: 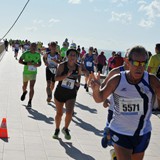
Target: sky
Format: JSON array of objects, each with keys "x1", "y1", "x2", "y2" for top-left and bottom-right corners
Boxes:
[{"x1": 0, "y1": 0, "x2": 160, "y2": 53}]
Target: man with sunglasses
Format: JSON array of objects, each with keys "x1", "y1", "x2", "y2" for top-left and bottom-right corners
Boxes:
[{"x1": 91, "y1": 45, "x2": 160, "y2": 160}]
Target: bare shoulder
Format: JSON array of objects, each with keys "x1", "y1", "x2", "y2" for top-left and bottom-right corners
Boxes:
[
  {"x1": 107, "y1": 73, "x2": 121, "y2": 88},
  {"x1": 110, "y1": 67, "x2": 121, "y2": 75}
]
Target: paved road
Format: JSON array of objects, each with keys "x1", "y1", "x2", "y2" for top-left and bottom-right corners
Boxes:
[{"x1": 0, "y1": 48, "x2": 160, "y2": 160}]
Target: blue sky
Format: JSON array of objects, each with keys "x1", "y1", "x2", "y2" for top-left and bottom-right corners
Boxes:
[{"x1": 0, "y1": 0, "x2": 160, "y2": 53}]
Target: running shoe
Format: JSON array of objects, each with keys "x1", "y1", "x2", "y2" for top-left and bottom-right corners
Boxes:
[
  {"x1": 52, "y1": 129, "x2": 60, "y2": 139},
  {"x1": 101, "y1": 136, "x2": 108, "y2": 148},
  {"x1": 110, "y1": 149, "x2": 117, "y2": 160},
  {"x1": 26, "y1": 103, "x2": 32, "y2": 109},
  {"x1": 20, "y1": 91, "x2": 28, "y2": 101},
  {"x1": 101, "y1": 127, "x2": 112, "y2": 148},
  {"x1": 62, "y1": 127, "x2": 71, "y2": 140},
  {"x1": 86, "y1": 87, "x2": 89, "y2": 92}
]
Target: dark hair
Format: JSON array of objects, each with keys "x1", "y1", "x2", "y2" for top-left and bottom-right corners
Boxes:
[
  {"x1": 66, "y1": 48, "x2": 79, "y2": 57},
  {"x1": 50, "y1": 42, "x2": 57, "y2": 47},
  {"x1": 31, "y1": 42, "x2": 37, "y2": 47},
  {"x1": 89, "y1": 47, "x2": 94, "y2": 51},
  {"x1": 148, "y1": 51, "x2": 152, "y2": 58},
  {"x1": 112, "y1": 51, "x2": 116, "y2": 55},
  {"x1": 128, "y1": 45, "x2": 149, "y2": 61},
  {"x1": 156, "y1": 43, "x2": 160, "y2": 52}
]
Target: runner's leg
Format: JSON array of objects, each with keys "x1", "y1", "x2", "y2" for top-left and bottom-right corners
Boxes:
[{"x1": 54, "y1": 98, "x2": 64, "y2": 129}]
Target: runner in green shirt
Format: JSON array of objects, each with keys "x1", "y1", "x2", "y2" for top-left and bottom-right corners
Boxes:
[{"x1": 19, "y1": 43, "x2": 41, "y2": 109}]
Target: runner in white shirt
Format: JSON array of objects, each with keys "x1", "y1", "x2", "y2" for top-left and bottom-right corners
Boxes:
[
  {"x1": 91, "y1": 45, "x2": 160, "y2": 160},
  {"x1": 14, "y1": 40, "x2": 20, "y2": 60},
  {"x1": 43, "y1": 42, "x2": 61, "y2": 103}
]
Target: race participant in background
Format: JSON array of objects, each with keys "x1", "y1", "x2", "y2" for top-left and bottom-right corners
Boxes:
[
  {"x1": 23, "y1": 40, "x2": 30, "y2": 52},
  {"x1": 110, "y1": 52, "x2": 124, "y2": 69},
  {"x1": 107, "y1": 51, "x2": 116, "y2": 71},
  {"x1": 60, "y1": 42, "x2": 68, "y2": 60},
  {"x1": 82, "y1": 46, "x2": 97, "y2": 92},
  {"x1": 43, "y1": 42, "x2": 61, "y2": 103},
  {"x1": 4, "y1": 39, "x2": 9, "y2": 51},
  {"x1": 19, "y1": 43, "x2": 41, "y2": 109},
  {"x1": 147, "y1": 43, "x2": 160, "y2": 112},
  {"x1": 97, "y1": 51, "x2": 107, "y2": 74},
  {"x1": 63, "y1": 38, "x2": 69, "y2": 49},
  {"x1": 13, "y1": 40, "x2": 20, "y2": 60},
  {"x1": 80, "y1": 47, "x2": 86, "y2": 60},
  {"x1": 55, "y1": 41, "x2": 61, "y2": 54}
]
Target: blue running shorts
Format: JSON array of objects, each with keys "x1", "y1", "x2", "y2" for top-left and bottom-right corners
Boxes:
[{"x1": 110, "y1": 130, "x2": 151, "y2": 153}]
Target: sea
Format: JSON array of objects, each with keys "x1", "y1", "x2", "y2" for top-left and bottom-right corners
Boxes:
[{"x1": 97, "y1": 48, "x2": 125, "y2": 60}]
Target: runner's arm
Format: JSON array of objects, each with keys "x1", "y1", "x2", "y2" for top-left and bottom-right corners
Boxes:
[
  {"x1": 55, "y1": 63, "x2": 72, "y2": 81},
  {"x1": 91, "y1": 74, "x2": 120, "y2": 103}
]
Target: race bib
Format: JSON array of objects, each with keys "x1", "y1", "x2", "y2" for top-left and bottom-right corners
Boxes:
[
  {"x1": 61, "y1": 78, "x2": 75, "y2": 89},
  {"x1": 119, "y1": 98, "x2": 144, "y2": 115},
  {"x1": 86, "y1": 61, "x2": 92, "y2": 67},
  {"x1": 28, "y1": 65, "x2": 37, "y2": 71},
  {"x1": 49, "y1": 67, "x2": 56, "y2": 74}
]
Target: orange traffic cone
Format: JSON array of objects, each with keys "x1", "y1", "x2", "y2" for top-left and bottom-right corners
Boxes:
[{"x1": 0, "y1": 118, "x2": 8, "y2": 138}]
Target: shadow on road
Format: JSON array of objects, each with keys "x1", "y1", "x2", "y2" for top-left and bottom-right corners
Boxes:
[
  {"x1": 23, "y1": 105, "x2": 54, "y2": 124},
  {"x1": 72, "y1": 115, "x2": 103, "y2": 137},
  {"x1": 59, "y1": 138, "x2": 95, "y2": 160}
]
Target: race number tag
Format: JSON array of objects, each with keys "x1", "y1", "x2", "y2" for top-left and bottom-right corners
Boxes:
[
  {"x1": 61, "y1": 78, "x2": 75, "y2": 89},
  {"x1": 49, "y1": 68, "x2": 56, "y2": 74},
  {"x1": 119, "y1": 98, "x2": 144, "y2": 115},
  {"x1": 28, "y1": 65, "x2": 37, "y2": 71},
  {"x1": 86, "y1": 61, "x2": 92, "y2": 67}
]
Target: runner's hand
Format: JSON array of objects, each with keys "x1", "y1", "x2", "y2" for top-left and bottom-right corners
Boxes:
[
  {"x1": 103, "y1": 99, "x2": 110, "y2": 108},
  {"x1": 90, "y1": 71, "x2": 101, "y2": 91}
]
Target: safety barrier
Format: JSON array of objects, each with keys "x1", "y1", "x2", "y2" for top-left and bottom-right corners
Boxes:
[{"x1": 0, "y1": 42, "x2": 5, "y2": 61}]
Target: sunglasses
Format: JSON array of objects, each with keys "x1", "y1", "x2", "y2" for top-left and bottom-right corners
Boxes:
[{"x1": 129, "y1": 60, "x2": 147, "y2": 67}]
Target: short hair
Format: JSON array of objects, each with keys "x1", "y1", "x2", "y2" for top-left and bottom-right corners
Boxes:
[
  {"x1": 112, "y1": 51, "x2": 116, "y2": 56},
  {"x1": 66, "y1": 48, "x2": 79, "y2": 57},
  {"x1": 89, "y1": 47, "x2": 94, "y2": 51},
  {"x1": 128, "y1": 45, "x2": 149, "y2": 61},
  {"x1": 31, "y1": 42, "x2": 37, "y2": 47},
  {"x1": 156, "y1": 43, "x2": 160, "y2": 52},
  {"x1": 50, "y1": 42, "x2": 57, "y2": 47}
]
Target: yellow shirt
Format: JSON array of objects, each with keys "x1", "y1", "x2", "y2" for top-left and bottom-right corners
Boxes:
[{"x1": 148, "y1": 54, "x2": 160, "y2": 74}]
